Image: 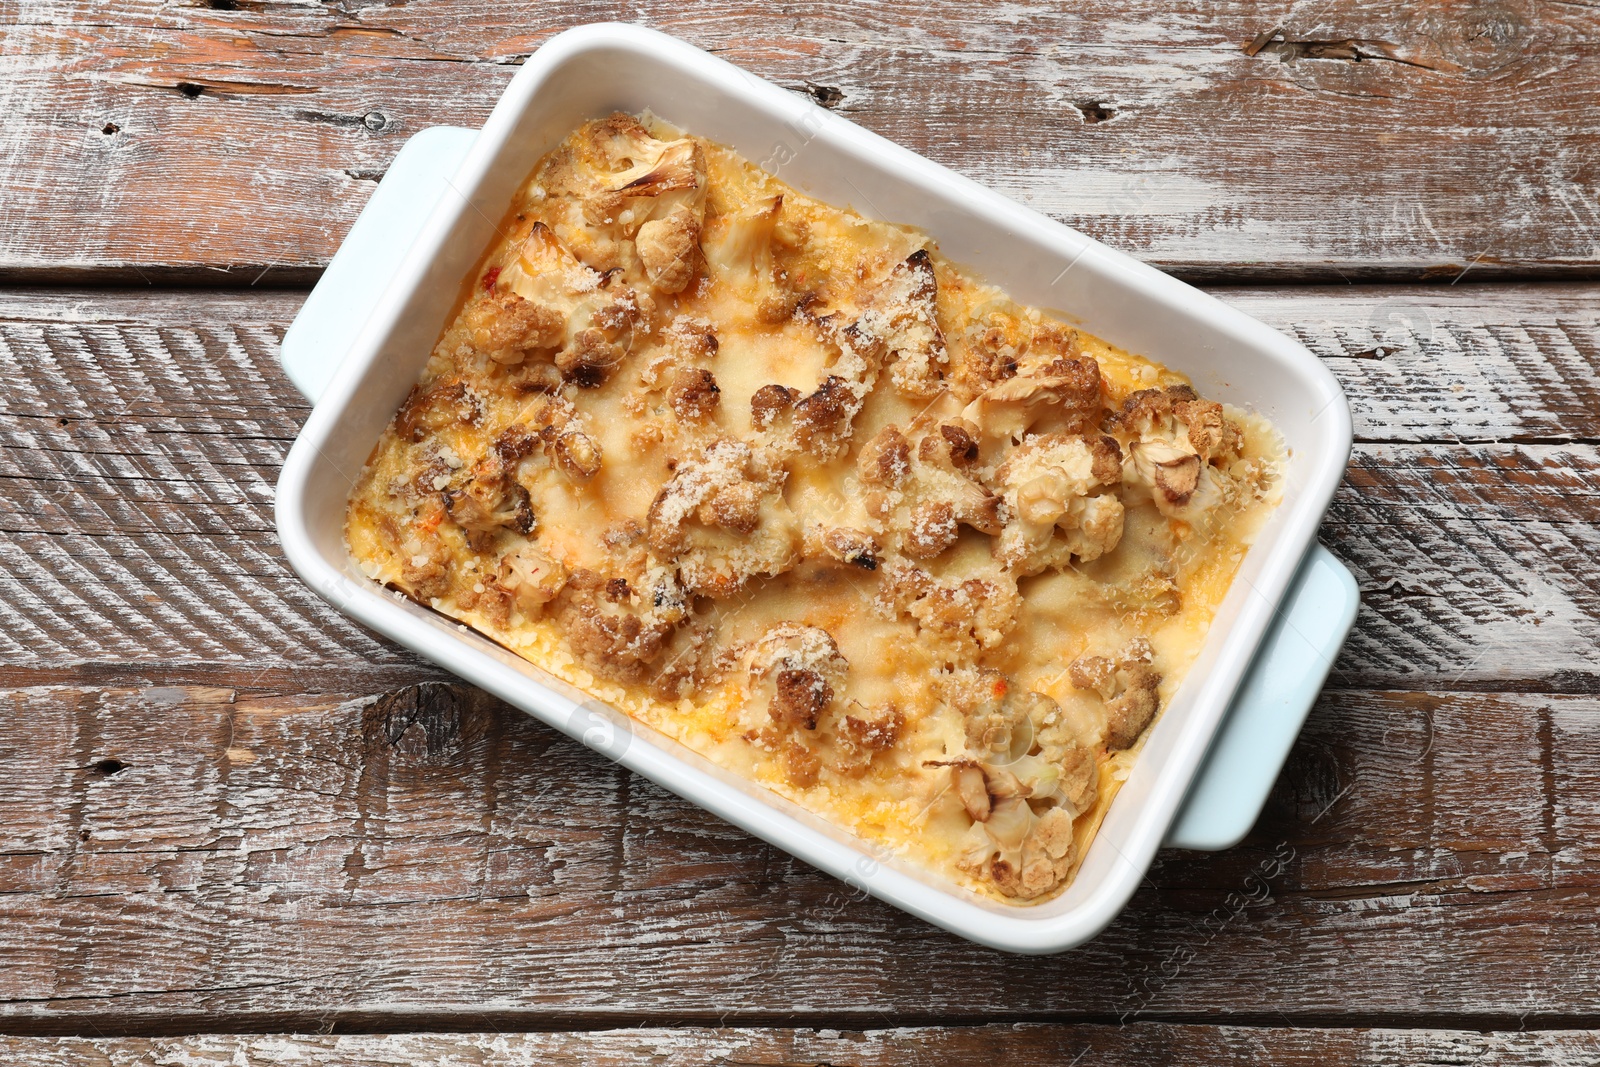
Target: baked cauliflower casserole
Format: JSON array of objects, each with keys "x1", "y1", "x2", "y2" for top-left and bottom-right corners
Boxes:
[{"x1": 345, "y1": 113, "x2": 1284, "y2": 903}]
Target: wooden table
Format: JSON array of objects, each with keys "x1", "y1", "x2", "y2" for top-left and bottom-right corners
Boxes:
[{"x1": 3, "y1": 1, "x2": 1598, "y2": 1062}]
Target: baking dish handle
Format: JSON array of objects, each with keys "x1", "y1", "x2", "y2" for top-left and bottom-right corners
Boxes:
[
  {"x1": 1164, "y1": 544, "x2": 1359, "y2": 850},
  {"x1": 279, "y1": 126, "x2": 1359, "y2": 853},
  {"x1": 279, "y1": 125, "x2": 481, "y2": 404}
]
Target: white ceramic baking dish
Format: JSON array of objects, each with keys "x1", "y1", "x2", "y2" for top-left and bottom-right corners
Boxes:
[{"x1": 275, "y1": 23, "x2": 1357, "y2": 953}]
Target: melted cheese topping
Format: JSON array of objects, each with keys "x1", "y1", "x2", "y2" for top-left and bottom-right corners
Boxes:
[{"x1": 345, "y1": 113, "x2": 1284, "y2": 904}]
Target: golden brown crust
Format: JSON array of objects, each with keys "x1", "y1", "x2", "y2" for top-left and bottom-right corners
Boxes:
[
  {"x1": 668, "y1": 366, "x2": 721, "y2": 421},
  {"x1": 749, "y1": 383, "x2": 798, "y2": 431}
]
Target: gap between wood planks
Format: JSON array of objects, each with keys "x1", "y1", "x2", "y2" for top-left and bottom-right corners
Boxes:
[
  {"x1": 3, "y1": 1024, "x2": 1600, "y2": 1064},
  {"x1": 5, "y1": 1011, "x2": 1600, "y2": 1041}
]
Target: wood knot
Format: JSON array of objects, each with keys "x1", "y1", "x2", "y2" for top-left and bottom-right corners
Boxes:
[
  {"x1": 365, "y1": 681, "x2": 494, "y2": 759},
  {"x1": 802, "y1": 83, "x2": 844, "y2": 108},
  {"x1": 1075, "y1": 100, "x2": 1116, "y2": 124}
]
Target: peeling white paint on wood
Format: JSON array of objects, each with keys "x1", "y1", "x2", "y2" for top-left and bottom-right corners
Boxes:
[
  {"x1": 3, "y1": 1026, "x2": 1600, "y2": 1066},
  {"x1": 2, "y1": 0, "x2": 1597, "y2": 280},
  {"x1": 3, "y1": 0, "x2": 1596, "y2": 1052},
  {"x1": 0, "y1": 683, "x2": 1597, "y2": 1024}
]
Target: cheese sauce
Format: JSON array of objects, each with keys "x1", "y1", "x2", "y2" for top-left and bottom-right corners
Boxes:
[{"x1": 345, "y1": 114, "x2": 1283, "y2": 903}]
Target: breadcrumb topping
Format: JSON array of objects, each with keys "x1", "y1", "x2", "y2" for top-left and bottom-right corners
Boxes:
[{"x1": 344, "y1": 113, "x2": 1284, "y2": 905}]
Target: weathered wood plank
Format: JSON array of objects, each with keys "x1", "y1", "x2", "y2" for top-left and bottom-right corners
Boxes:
[
  {"x1": 4, "y1": 1026, "x2": 1599, "y2": 1065},
  {"x1": 2, "y1": 1, "x2": 1597, "y2": 281},
  {"x1": 1, "y1": 684, "x2": 1597, "y2": 1025},
  {"x1": 8, "y1": 284, "x2": 1599, "y2": 438},
  {"x1": 1223, "y1": 285, "x2": 1600, "y2": 444},
  {"x1": 3, "y1": 287, "x2": 1598, "y2": 687}
]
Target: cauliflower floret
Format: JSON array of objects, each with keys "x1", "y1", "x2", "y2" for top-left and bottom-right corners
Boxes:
[
  {"x1": 831, "y1": 705, "x2": 905, "y2": 776},
  {"x1": 498, "y1": 543, "x2": 567, "y2": 613},
  {"x1": 988, "y1": 432, "x2": 1125, "y2": 575},
  {"x1": 393, "y1": 377, "x2": 481, "y2": 443},
  {"x1": 590, "y1": 136, "x2": 710, "y2": 293},
  {"x1": 1069, "y1": 638, "x2": 1164, "y2": 750},
  {"x1": 876, "y1": 559, "x2": 1020, "y2": 657},
  {"x1": 960, "y1": 357, "x2": 1105, "y2": 463},
  {"x1": 645, "y1": 439, "x2": 800, "y2": 597},
  {"x1": 594, "y1": 137, "x2": 707, "y2": 235},
  {"x1": 855, "y1": 420, "x2": 1004, "y2": 561},
  {"x1": 820, "y1": 526, "x2": 881, "y2": 570},
  {"x1": 1107, "y1": 385, "x2": 1245, "y2": 520},
  {"x1": 856, "y1": 249, "x2": 947, "y2": 398},
  {"x1": 550, "y1": 564, "x2": 688, "y2": 685},
  {"x1": 935, "y1": 668, "x2": 1098, "y2": 901},
  {"x1": 533, "y1": 113, "x2": 708, "y2": 274},
  {"x1": 749, "y1": 295, "x2": 896, "y2": 462},
  {"x1": 741, "y1": 624, "x2": 850, "y2": 732},
  {"x1": 703, "y1": 194, "x2": 782, "y2": 292},
  {"x1": 441, "y1": 464, "x2": 535, "y2": 551},
  {"x1": 636, "y1": 207, "x2": 702, "y2": 293},
  {"x1": 488, "y1": 222, "x2": 642, "y2": 386}
]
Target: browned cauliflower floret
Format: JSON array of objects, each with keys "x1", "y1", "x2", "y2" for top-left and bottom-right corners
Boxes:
[
  {"x1": 398, "y1": 543, "x2": 452, "y2": 603},
  {"x1": 749, "y1": 383, "x2": 799, "y2": 431},
  {"x1": 759, "y1": 300, "x2": 891, "y2": 462},
  {"x1": 491, "y1": 393, "x2": 605, "y2": 486},
  {"x1": 583, "y1": 135, "x2": 710, "y2": 292},
  {"x1": 876, "y1": 559, "x2": 1020, "y2": 656},
  {"x1": 668, "y1": 366, "x2": 721, "y2": 421},
  {"x1": 930, "y1": 668, "x2": 1104, "y2": 899},
  {"x1": 536, "y1": 113, "x2": 662, "y2": 196},
  {"x1": 741, "y1": 624, "x2": 850, "y2": 733},
  {"x1": 638, "y1": 318, "x2": 720, "y2": 412},
  {"x1": 821, "y1": 526, "x2": 881, "y2": 571},
  {"x1": 645, "y1": 439, "x2": 800, "y2": 597},
  {"x1": 1069, "y1": 639, "x2": 1164, "y2": 750},
  {"x1": 636, "y1": 207, "x2": 702, "y2": 294},
  {"x1": 952, "y1": 303, "x2": 1028, "y2": 393},
  {"x1": 765, "y1": 308, "x2": 888, "y2": 459},
  {"x1": 857, "y1": 419, "x2": 1003, "y2": 561},
  {"x1": 937, "y1": 667, "x2": 1028, "y2": 759},
  {"x1": 591, "y1": 138, "x2": 706, "y2": 235},
  {"x1": 563, "y1": 284, "x2": 646, "y2": 389},
  {"x1": 855, "y1": 249, "x2": 947, "y2": 398},
  {"x1": 1106, "y1": 384, "x2": 1245, "y2": 519},
  {"x1": 780, "y1": 739, "x2": 822, "y2": 787},
  {"x1": 831, "y1": 706, "x2": 905, "y2": 776},
  {"x1": 972, "y1": 803, "x2": 1078, "y2": 900},
  {"x1": 456, "y1": 289, "x2": 565, "y2": 363},
  {"x1": 988, "y1": 432, "x2": 1125, "y2": 575},
  {"x1": 550, "y1": 428, "x2": 603, "y2": 479},
  {"x1": 486, "y1": 222, "x2": 644, "y2": 386},
  {"x1": 791, "y1": 374, "x2": 863, "y2": 460},
  {"x1": 535, "y1": 114, "x2": 708, "y2": 276},
  {"x1": 551, "y1": 564, "x2": 688, "y2": 685},
  {"x1": 441, "y1": 464, "x2": 535, "y2": 551},
  {"x1": 855, "y1": 424, "x2": 912, "y2": 488},
  {"x1": 960, "y1": 356, "x2": 1105, "y2": 463},
  {"x1": 394, "y1": 377, "x2": 481, "y2": 443}
]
